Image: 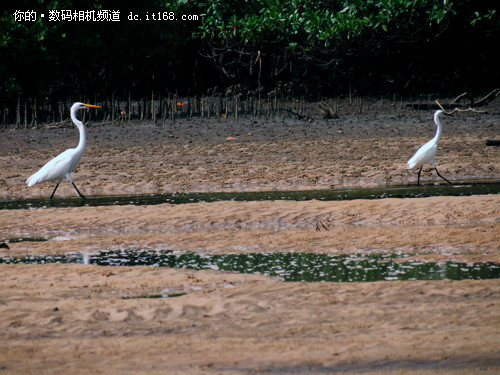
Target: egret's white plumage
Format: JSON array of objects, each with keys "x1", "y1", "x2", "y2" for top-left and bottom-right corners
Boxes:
[
  {"x1": 407, "y1": 110, "x2": 451, "y2": 187},
  {"x1": 26, "y1": 102, "x2": 100, "y2": 199}
]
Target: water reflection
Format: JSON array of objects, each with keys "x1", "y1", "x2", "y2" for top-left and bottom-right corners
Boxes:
[{"x1": 1, "y1": 250, "x2": 499, "y2": 282}]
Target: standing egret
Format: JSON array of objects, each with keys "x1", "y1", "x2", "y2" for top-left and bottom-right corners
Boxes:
[
  {"x1": 26, "y1": 102, "x2": 101, "y2": 199},
  {"x1": 407, "y1": 110, "x2": 452, "y2": 187}
]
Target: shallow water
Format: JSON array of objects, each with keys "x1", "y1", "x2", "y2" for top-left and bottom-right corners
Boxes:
[
  {"x1": 1, "y1": 250, "x2": 499, "y2": 282},
  {"x1": 1, "y1": 182, "x2": 499, "y2": 210}
]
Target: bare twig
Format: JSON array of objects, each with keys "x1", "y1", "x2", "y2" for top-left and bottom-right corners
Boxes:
[
  {"x1": 450, "y1": 92, "x2": 469, "y2": 104},
  {"x1": 473, "y1": 88, "x2": 500, "y2": 107},
  {"x1": 285, "y1": 108, "x2": 312, "y2": 121},
  {"x1": 97, "y1": 116, "x2": 126, "y2": 126},
  {"x1": 315, "y1": 221, "x2": 329, "y2": 231},
  {"x1": 408, "y1": 88, "x2": 499, "y2": 111},
  {"x1": 44, "y1": 115, "x2": 126, "y2": 129},
  {"x1": 435, "y1": 100, "x2": 487, "y2": 115},
  {"x1": 45, "y1": 119, "x2": 72, "y2": 129}
]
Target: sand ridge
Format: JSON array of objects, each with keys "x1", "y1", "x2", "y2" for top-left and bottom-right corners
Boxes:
[{"x1": 1, "y1": 195, "x2": 499, "y2": 261}]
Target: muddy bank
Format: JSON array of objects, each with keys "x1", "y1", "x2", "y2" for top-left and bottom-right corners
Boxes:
[{"x1": 1, "y1": 101, "x2": 499, "y2": 198}]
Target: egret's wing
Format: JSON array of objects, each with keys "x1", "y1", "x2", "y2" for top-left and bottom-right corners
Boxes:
[
  {"x1": 407, "y1": 140, "x2": 437, "y2": 169},
  {"x1": 26, "y1": 149, "x2": 75, "y2": 186}
]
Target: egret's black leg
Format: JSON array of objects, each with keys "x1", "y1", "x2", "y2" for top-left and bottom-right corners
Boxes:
[
  {"x1": 435, "y1": 167, "x2": 451, "y2": 185},
  {"x1": 72, "y1": 182, "x2": 86, "y2": 199},
  {"x1": 417, "y1": 166, "x2": 423, "y2": 187},
  {"x1": 50, "y1": 183, "x2": 60, "y2": 200}
]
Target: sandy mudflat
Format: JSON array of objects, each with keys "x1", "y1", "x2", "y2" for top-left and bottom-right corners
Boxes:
[
  {"x1": 0, "y1": 264, "x2": 499, "y2": 374},
  {"x1": 0, "y1": 99, "x2": 499, "y2": 374}
]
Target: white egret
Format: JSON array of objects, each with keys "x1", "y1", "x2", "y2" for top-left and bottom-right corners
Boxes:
[
  {"x1": 26, "y1": 102, "x2": 101, "y2": 199},
  {"x1": 407, "y1": 110, "x2": 452, "y2": 187}
]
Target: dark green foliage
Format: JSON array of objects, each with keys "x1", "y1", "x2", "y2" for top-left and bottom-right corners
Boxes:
[
  {"x1": 192, "y1": 0, "x2": 499, "y2": 95},
  {"x1": 1, "y1": 0, "x2": 204, "y2": 102},
  {"x1": 0, "y1": 0, "x2": 499, "y2": 102}
]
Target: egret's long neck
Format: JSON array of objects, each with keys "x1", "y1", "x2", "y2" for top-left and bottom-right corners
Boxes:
[
  {"x1": 71, "y1": 111, "x2": 87, "y2": 155},
  {"x1": 433, "y1": 114, "x2": 442, "y2": 143}
]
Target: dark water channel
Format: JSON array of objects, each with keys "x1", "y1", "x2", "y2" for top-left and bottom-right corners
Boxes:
[
  {"x1": 1, "y1": 250, "x2": 499, "y2": 282},
  {"x1": 1, "y1": 182, "x2": 499, "y2": 210}
]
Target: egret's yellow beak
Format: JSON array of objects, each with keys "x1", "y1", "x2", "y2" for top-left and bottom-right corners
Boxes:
[{"x1": 84, "y1": 104, "x2": 101, "y2": 108}]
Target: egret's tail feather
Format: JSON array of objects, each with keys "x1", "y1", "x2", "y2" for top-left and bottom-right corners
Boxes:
[
  {"x1": 26, "y1": 172, "x2": 41, "y2": 187},
  {"x1": 407, "y1": 155, "x2": 418, "y2": 170}
]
